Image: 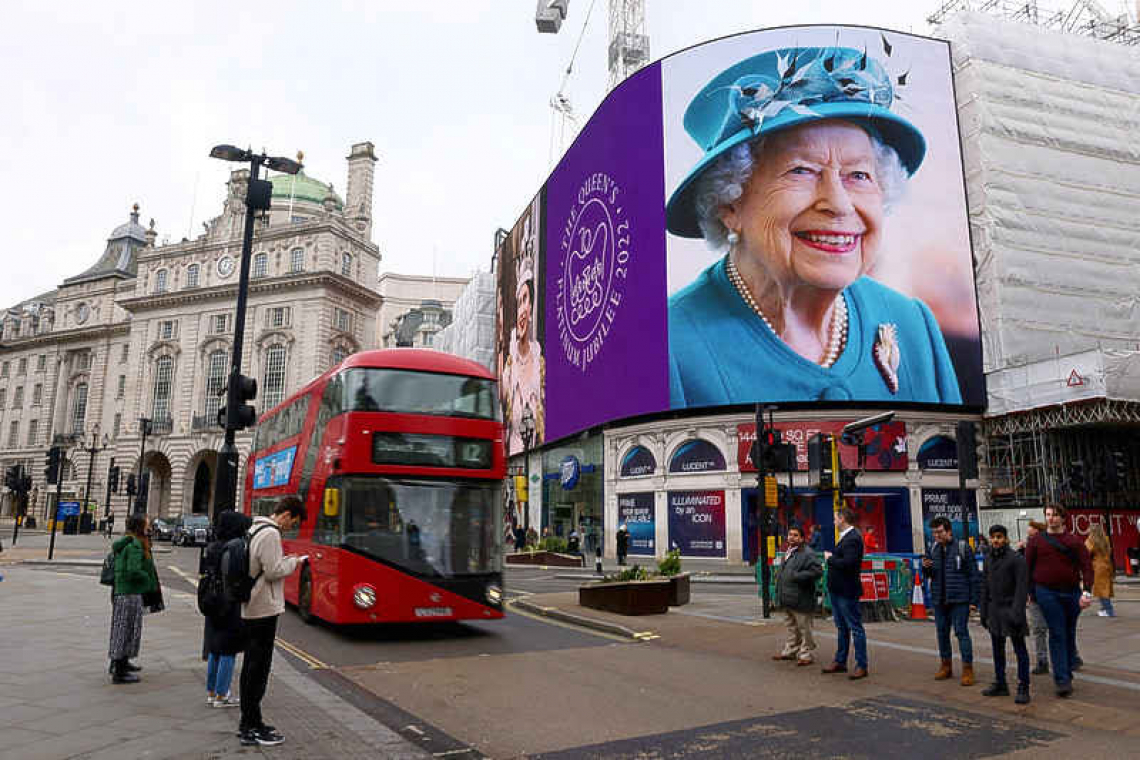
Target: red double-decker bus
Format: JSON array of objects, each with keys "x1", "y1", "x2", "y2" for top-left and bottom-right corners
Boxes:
[{"x1": 242, "y1": 349, "x2": 506, "y2": 625}]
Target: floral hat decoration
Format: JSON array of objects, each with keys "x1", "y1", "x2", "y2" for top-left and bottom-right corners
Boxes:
[{"x1": 666, "y1": 38, "x2": 926, "y2": 238}]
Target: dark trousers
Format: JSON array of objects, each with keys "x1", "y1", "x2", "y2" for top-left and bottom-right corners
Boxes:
[
  {"x1": 617, "y1": 550, "x2": 627, "y2": 566},
  {"x1": 990, "y1": 631, "x2": 1029, "y2": 686},
  {"x1": 1034, "y1": 585, "x2": 1081, "y2": 685},
  {"x1": 831, "y1": 594, "x2": 867, "y2": 669},
  {"x1": 933, "y1": 602, "x2": 974, "y2": 663},
  {"x1": 239, "y1": 615, "x2": 279, "y2": 731}
]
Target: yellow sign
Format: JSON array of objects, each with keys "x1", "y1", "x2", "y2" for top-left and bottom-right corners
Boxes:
[
  {"x1": 323, "y1": 487, "x2": 340, "y2": 518},
  {"x1": 514, "y1": 475, "x2": 528, "y2": 502},
  {"x1": 767, "y1": 535, "x2": 777, "y2": 557},
  {"x1": 764, "y1": 475, "x2": 778, "y2": 507}
]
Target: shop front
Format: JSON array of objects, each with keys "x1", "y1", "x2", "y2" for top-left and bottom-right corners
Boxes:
[{"x1": 542, "y1": 435, "x2": 604, "y2": 553}]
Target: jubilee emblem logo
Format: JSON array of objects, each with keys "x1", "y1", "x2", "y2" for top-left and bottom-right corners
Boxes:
[{"x1": 556, "y1": 172, "x2": 630, "y2": 371}]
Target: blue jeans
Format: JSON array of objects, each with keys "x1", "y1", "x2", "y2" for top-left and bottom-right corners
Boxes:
[
  {"x1": 933, "y1": 602, "x2": 973, "y2": 663},
  {"x1": 207, "y1": 653, "x2": 236, "y2": 696},
  {"x1": 1034, "y1": 585, "x2": 1080, "y2": 685},
  {"x1": 831, "y1": 594, "x2": 867, "y2": 669},
  {"x1": 1099, "y1": 597, "x2": 1115, "y2": 616}
]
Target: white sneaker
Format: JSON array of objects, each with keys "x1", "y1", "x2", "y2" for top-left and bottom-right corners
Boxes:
[
  {"x1": 206, "y1": 695, "x2": 215, "y2": 706},
  {"x1": 1097, "y1": 610, "x2": 1110, "y2": 617},
  {"x1": 212, "y1": 694, "x2": 240, "y2": 708}
]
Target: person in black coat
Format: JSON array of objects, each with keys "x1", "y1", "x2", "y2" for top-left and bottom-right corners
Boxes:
[
  {"x1": 822, "y1": 507, "x2": 868, "y2": 679},
  {"x1": 201, "y1": 509, "x2": 252, "y2": 707},
  {"x1": 980, "y1": 524, "x2": 1031, "y2": 704},
  {"x1": 616, "y1": 524, "x2": 630, "y2": 566}
]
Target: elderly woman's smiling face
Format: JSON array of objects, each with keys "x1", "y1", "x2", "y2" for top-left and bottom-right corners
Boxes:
[{"x1": 720, "y1": 119, "x2": 884, "y2": 293}]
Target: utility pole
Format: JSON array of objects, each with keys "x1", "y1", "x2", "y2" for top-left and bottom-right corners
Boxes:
[{"x1": 134, "y1": 418, "x2": 151, "y2": 516}]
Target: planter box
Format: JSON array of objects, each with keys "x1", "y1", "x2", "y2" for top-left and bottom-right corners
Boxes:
[
  {"x1": 667, "y1": 573, "x2": 691, "y2": 606},
  {"x1": 579, "y1": 579, "x2": 670, "y2": 615},
  {"x1": 505, "y1": 551, "x2": 584, "y2": 567}
]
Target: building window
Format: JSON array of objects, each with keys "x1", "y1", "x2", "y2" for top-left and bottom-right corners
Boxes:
[
  {"x1": 0, "y1": 388, "x2": 5, "y2": 408},
  {"x1": 76, "y1": 352, "x2": 91, "y2": 371},
  {"x1": 113, "y1": 413, "x2": 121, "y2": 439},
  {"x1": 7, "y1": 421, "x2": 18, "y2": 449},
  {"x1": 120, "y1": 345, "x2": 129, "y2": 364},
  {"x1": 17, "y1": 357, "x2": 27, "y2": 375},
  {"x1": 155, "y1": 269, "x2": 168, "y2": 293},
  {"x1": 423, "y1": 333, "x2": 433, "y2": 347},
  {"x1": 290, "y1": 248, "x2": 304, "y2": 273},
  {"x1": 70, "y1": 383, "x2": 88, "y2": 435},
  {"x1": 253, "y1": 252, "x2": 268, "y2": 279},
  {"x1": 32, "y1": 383, "x2": 42, "y2": 405},
  {"x1": 330, "y1": 346, "x2": 348, "y2": 366},
  {"x1": 211, "y1": 314, "x2": 228, "y2": 334},
  {"x1": 159, "y1": 320, "x2": 176, "y2": 341},
  {"x1": 262, "y1": 345, "x2": 287, "y2": 410},
  {"x1": 267, "y1": 306, "x2": 290, "y2": 328},
  {"x1": 37, "y1": 354, "x2": 45, "y2": 371},
  {"x1": 151, "y1": 356, "x2": 174, "y2": 422},
  {"x1": 117, "y1": 375, "x2": 126, "y2": 399},
  {"x1": 341, "y1": 252, "x2": 352, "y2": 277},
  {"x1": 13, "y1": 386, "x2": 23, "y2": 407},
  {"x1": 204, "y1": 350, "x2": 228, "y2": 423},
  {"x1": 1, "y1": 361, "x2": 8, "y2": 377},
  {"x1": 335, "y1": 308, "x2": 351, "y2": 332},
  {"x1": 186, "y1": 263, "x2": 200, "y2": 288},
  {"x1": 26, "y1": 419, "x2": 38, "y2": 447}
]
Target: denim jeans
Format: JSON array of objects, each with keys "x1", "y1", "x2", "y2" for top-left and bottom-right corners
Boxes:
[
  {"x1": 933, "y1": 602, "x2": 973, "y2": 663},
  {"x1": 831, "y1": 594, "x2": 867, "y2": 669},
  {"x1": 1099, "y1": 597, "x2": 1115, "y2": 616},
  {"x1": 207, "y1": 653, "x2": 236, "y2": 697},
  {"x1": 1034, "y1": 585, "x2": 1080, "y2": 685},
  {"x1": 990, "y1": 631, "x2": 1029, "y2": 687}
]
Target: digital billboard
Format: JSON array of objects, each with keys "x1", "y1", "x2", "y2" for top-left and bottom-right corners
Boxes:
[{"x1": 495, "y1": 25, "x2": 982, "y2": 453}]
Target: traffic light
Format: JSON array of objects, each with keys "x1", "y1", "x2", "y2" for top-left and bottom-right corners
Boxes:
[
  {"x1": 221, "y1": 373, "x2": 258, "y2": 430},
  {"x1": 247, "y1": 178, "x2": 273, "y2": 211},
  {"x1": 808, "y1": 433, "x2": 835, "y2": 489},
  {"x1": 956, "y1": 421, "x2": 979, "y2": 480},
  {"x1": 44, "y1": 446, "x2": 62, "y2": 485},
  {"x1": 1069, "y1": 460, "x2": 1086, "y2": 492},
  {"x1": 4, "y1": 466, "x2": 17, "y2": 491},
  {"x1": 1104, "y1": 450, "x2": 1126, "y2": 491},
  {"x1": 125, "y1": 472, "x2": 137, "y2": 497},
  {"x1": 108, "y1": 465, "x2": 120, "y2": 494},
  {"x1": 751, "y1": 426, "x2": 777, "y2": 473}
]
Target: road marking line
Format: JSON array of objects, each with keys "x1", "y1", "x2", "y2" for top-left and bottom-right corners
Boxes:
[
  {"x1": 405, "y1": 725, "x2": 426, "y2": 736},
  {"x1": 505, "y1": 601, "x2": 632, "y2": 643},
  {"x1": 167, "y1": 565, "x2": 198, "y2": 587},
  {"x1": 275, "y1": 637, "x2": 329, "y2": 670},
  {"x1": 433, "y1": 749, "x2": 478, "y2": 757}
]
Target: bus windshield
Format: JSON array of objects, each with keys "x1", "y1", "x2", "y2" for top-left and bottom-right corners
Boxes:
[
  {"x1": 323, "y1": 476, "x2": 499, "y2": 577},
  {"x1": 341, "y1": 368, "x2": 498, "y2": 420}
]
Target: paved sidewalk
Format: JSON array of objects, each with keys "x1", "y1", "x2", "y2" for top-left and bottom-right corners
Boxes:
[{"x1": 0, "y1": 563, "x2": 431, "y2": 760}]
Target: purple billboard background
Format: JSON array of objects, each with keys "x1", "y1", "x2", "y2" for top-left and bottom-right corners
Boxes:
[
  {"x1": 543, "y1": 64, "x2": 668, "y2": 442},
  {"x1": 668, "y1": 490, "x2": 726, "y2": 558}
]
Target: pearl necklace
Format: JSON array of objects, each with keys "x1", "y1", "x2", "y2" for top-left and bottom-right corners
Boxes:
[{"x1": 726, "y1": 256, "x2": 848, "y2": 368}]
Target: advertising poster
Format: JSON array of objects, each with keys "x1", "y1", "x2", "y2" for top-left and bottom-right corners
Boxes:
[
  {"x1": 1066, "y1": 510, "x2": 1140, "y2": 571},
  {"x1": 617, "y1": 491, "x2": 656, "y2": 555},
  {"x1": 668, "y1": 438, "x2": 726, "y2": 473},
  {"x1": 920, "y1": 488, "x2": 978, "y2": 549},
  {"x1": 619, "y1": 445, "x2": 656, "y2": 477},
  {"x1": 668, "y1": 489, "x2": 726, "y2": 557},
  {"x1": 496, "y1": 194, "x2": 546, "y2": 456},
  {"x1": 917, "y1": 435, "x2": 958, "y2": 470},
  {"x1": 253, "y1": 445, "x2": 297, "y2": 490},
  {"x1": 737, "y1": 420, "x2": 907, "y2": 472},
  {"x1": 542, "y1": 62, "x2": 669, "y2": 443}
]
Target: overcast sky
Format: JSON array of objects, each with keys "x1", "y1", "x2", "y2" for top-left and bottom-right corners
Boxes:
[{"x1": 2, "y1": 0, "x2": 946, "y2": 308}]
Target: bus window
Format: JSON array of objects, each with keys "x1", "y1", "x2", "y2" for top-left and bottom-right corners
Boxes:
[{"x1": 340, "y1": 368, "x2": 498, "y2": 420}]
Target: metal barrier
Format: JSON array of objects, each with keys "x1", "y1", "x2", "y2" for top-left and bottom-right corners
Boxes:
[{"x1": 763, "y1": 552, "x2": 923, "y2": 621}]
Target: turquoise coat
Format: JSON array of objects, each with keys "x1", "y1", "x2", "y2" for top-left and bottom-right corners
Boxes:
[
  {"x1": 112, "y1": 536, "x2": 158, "y2": 596},
  {"x1": 668, "y1": 258, "x2": 962, "y2": 408}
]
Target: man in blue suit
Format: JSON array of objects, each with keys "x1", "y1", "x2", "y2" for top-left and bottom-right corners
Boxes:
[{"x1": 822, "y1": 507, "x2": 868, "y2": 679}]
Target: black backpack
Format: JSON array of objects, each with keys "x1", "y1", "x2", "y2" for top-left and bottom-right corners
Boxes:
[
  {"x1": 197, "y1": 566, "x2": 229, "y2": 617},
  {"x1": 221, "y1": 524, "x2": 276, "y2": 605}
]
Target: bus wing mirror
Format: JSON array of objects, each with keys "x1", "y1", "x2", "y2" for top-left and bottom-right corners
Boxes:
[{"x1": 323, "y1": 488, "x2": 340, "y2": 518}]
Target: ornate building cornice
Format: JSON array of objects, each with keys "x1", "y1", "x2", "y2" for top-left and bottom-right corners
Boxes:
[
  {"x1": 0, "y1": 322, "x2": 129, "y2": 353},
  {"x1": 117, "y1": 271, "x2": 381, "y2": 313}
]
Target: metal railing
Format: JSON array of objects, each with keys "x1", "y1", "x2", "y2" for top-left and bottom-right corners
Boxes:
[
  {"x1": 149, "y1": 417, "x2": 174, "y2": 436},
  {"x1": 191, "y1": 413, "x2": 222, "y2": 432}
]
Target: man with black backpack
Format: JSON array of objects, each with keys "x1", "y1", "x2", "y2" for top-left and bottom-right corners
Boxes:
[{"x1": 238, "y1": 498, "x2": 307, "y2": 747}]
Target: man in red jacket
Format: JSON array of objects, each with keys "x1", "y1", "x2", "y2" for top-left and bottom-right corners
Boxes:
[{"x1": 1024, "y1": 504, "x2": 1093, "y2": 698}]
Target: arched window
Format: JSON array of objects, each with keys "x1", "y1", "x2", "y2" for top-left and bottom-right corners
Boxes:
[
  {"x1": 204, "y1": 350, "x2": 228, "y2": 422},
  {"x1": 620, "y1": 445, "x2": 657, "y2": 477},
  {"x1": 151, "y1": 356, "x2": 174, "y2": 422},
  {"x1": 186, "y1": 263, "x2": 200, "y2": 288},
  {"x1": 253, "y1": 252, "x2": 268, "y2": 279},
  {"x1": 155, "y1": 269, "x2": 168, "y2": 293},
  {"x1": 262, "y1": 345, "x2": 287, "y2": 409},
  {"x1": 341, "y1": 252, "x2": 352, "y2": 277},
  {"x1": 290, "y1": 247, "x2": 304, "y2": 273},
  {"x1": 70, "y1": 383, "x2": 88, "y2": 435},
  {"x1": 668, "y1": 439, "x2": 726, "y2": 473}
]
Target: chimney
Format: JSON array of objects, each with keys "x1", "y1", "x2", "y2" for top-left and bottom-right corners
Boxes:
[{"x1": 345, "y1": 142, "x2": 377, "y2": 239}]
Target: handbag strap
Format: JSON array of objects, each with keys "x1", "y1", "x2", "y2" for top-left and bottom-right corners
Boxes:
[{"x1": 1041, "y1": 532, "x2": 1080, "y2": 571}]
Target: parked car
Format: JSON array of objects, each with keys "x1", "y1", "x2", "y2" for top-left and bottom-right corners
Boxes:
[
  {"x1": 150, "y1": 518, "x2": 174, "y2": 542},
  {"x1": 171, "y1": 514, "x2": 213, "y2": 547}
]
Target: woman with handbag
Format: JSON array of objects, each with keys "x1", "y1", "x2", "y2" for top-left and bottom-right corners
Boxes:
[{"x1": 108, "y1": 514, "x2": 159, "y2": 683}]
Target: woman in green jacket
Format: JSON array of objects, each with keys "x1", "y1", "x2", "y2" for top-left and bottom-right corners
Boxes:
[{"x1": 108, "y1": 514, "x2": 158, "y2": 683}]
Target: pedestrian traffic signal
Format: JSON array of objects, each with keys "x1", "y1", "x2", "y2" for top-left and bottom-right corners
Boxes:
[
  {"x1": 44, "y1": 446, "x2": 62, "y2": 485},
  {"x1": 808, "y1": 433, "x2": 835, "y2": 489},
  {"x1": 4, "y1": 465, "x2": 17, "y2": 491},
  {"x1": 956, "y1": 421, "x2": 979, "y2": 480},
  {"x1": 223, "y1": 373, "x2": 258, "y2": 430},
  {"x1": 108, "y1": 465, "x2": 120, "y2": 494},
  {"x1": 1069, "y1": 460, "x2": 1086, "y2": 492}
]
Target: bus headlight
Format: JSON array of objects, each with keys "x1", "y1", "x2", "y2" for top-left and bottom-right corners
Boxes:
[
  {"x1": 353, "y1": 584, "x2": 377, "y2": 609},
  {"x1": 486, "y1": 585, "x2": 502, "y2": 605}
]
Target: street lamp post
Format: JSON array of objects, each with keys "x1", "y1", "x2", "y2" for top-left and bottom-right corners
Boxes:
[
  {"x1": 208, "y1": 144, "x2": 302, "y2": 512},
  {"x1": 134, "y1": 417, "x2": 151, "y2": 516},
  {"x1": 81, "y1": 426, "x2": 109, "y2": 534}
]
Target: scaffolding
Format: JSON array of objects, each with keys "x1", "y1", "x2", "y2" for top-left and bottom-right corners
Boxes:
[
  {"x1": 607, "y1": 0, "x2": 650, "y2": 91},
  {"x1": 929, "y1": 0, "x2": 1140, "y2": 45}
]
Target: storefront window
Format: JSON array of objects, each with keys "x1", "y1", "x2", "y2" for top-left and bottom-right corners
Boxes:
[{"x1": 542, "y1": 435, "x2": 604, "y2": 551}]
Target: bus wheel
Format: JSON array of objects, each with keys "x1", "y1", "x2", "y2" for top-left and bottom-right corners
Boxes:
[{"x1": 298, "y1": 565, "x2": 315, "y2": 625}]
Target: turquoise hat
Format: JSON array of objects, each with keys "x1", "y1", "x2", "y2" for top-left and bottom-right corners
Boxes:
[{"x1": 666, "y1": 46, "x2": 926, "y2": 239}]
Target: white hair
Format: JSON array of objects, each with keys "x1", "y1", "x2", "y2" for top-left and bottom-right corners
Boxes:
[{"x1": 693, "y1": 129, "x2": 909, "y2": 250}]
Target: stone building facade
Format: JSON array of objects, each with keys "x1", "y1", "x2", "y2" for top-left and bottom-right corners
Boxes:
[{"x1": 0, "y1": 142, "x2": 381, "y2": 522}]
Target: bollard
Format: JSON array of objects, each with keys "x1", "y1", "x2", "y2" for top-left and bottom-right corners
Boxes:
[{"x1": 596, "y1": 545, "x2": 603, "y2": 575}]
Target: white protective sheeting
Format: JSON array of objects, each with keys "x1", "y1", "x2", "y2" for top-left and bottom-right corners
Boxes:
[
  {"x1": 938, "y1": 11, "x2": 1140, "y2": 412},
  {"x1": 433, "y1": 270, "x2": 496, "y2": 370}
]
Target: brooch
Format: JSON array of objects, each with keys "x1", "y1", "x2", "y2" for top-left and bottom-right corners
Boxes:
[{"x1": 874, "y1": 323, "x2": 900, "y2": 394}]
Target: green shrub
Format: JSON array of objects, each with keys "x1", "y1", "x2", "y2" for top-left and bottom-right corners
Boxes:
[
  {"x1": 657, "y1": 549, "x2": 682, "y2": 577},
  {"x1": 602, "y1": 564, "x2": 651, "y2": 582},
  {"x1": 538, "y1": 536, "x2": 568, "y2": 554}
]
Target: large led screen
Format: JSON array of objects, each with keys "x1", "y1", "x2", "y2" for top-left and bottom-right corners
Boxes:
[{"x1": 495, "y1": 25, "x2": 983, "y2": 451}]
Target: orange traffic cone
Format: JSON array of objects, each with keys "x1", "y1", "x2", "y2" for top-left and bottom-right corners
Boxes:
[{"x1": 910, "y1": 568, "x2": 928, "y2": 621}]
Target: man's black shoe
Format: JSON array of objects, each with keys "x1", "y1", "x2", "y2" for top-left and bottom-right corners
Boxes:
[
  {"x1": 1055, "y1": 681, "x2": 1073, "y2": 698},
  {"x1": 1015, "y1": 684, "x2": 1030, "y2": 704},
  {"x1": 239, "y1": 729, "x2": 259, "y2": 747},
  {"x1": 1032, "y1": 662, "x2": 1049, "y2": 675},
  {"x1": 124, "y1": 661, "x2": 142, "y2": 672},
  {"x1": 981, "y1": 682, "x2": 1009, "y2": 697},
  {"x1": 1071, "y1": 657, "x2": 1083, "y2": 671},
  {"x1": 253, "y1": 727, "x2": 284, "y2": 746}
]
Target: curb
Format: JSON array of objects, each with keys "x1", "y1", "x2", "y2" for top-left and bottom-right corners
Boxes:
[
  {"x1": 19, "y1": 559, "x2": 103, "y2": 567},
  {"x1": 510, "y1": 597, "x2": 644, "y2": 640},
  {"x1": 552, "y1": 573, "x2": 754, "y2": 585}
]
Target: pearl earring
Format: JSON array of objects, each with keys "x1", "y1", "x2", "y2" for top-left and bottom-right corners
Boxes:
[{"x1": 727, "y1": 230, "x2": 739, "y2": 245}]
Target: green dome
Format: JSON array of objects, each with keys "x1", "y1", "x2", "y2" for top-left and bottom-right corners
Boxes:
[{"x1": 269, "y1": 171, "x2": 343, "y2": 210}]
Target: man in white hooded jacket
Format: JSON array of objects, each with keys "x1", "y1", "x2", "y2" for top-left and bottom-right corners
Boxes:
[{"x1": 238, "y1": 498, "x2": 306, "y2": 747}]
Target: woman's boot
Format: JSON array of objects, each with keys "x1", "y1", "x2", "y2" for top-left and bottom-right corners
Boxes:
[{"x1": 111, "y1": 659, "x2": 139, "y2": 684}]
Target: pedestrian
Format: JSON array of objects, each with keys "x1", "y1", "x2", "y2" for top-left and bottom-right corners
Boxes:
[
  {"x1": 822, "y1": 507, "x2": 868, "y2": 679},
  {"x1": 567, "y1": 528, "x2": 580, "y2": 555},
  {"x1": 105, "y1": 510, "x2": 115, "y2": 539},
  {"x1": 616, "y1": 524, "x2": 630, "y2": 566},
  {"x1": 1084, "y1": 523, "x2": 1115, "y2": 618},
  {"x1": 201, "y1": 509, "x2": 251, "y2": 708},
  {"x1": 1018, "y1": 521, "x2": 1051, "y2": 675},
  {"x1": 864, "y1": 525, "x2": 880, "y2": 553},
  {"x1": 772, "y1": 525, "x2": 823, "y2": 666},
  {"x1": 808, "y1": 523, "x2": 824, "y2": 552},
  {"x1": 1025, "y1": 504, "x2": 1093, "y2": 698},
  {"x1": 513, "y1": 523, "x2": 527, "y2": 552},
  {"x1": 923, "y1": 516, "x2": 980, "y2": 686},
  {"x1": 108, "y1": 514, "x2": 158, "y2": 684},
  {"x1": 239, "y1": 498, "x2": 308, "y2": 747},
  {"x1": 979, "y1": 524, "x2": 1031, "y2": 704}
]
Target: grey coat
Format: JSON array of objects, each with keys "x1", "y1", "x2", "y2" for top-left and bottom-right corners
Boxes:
[{"x1": 775, "y1": 545, "x2": 823, "y2": 613}]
